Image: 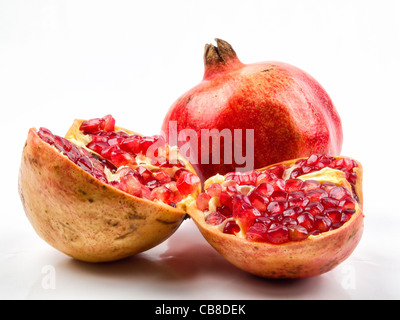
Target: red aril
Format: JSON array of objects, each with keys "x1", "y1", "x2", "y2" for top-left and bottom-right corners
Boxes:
[
  {"x1": 205, "y1": 212, "x2": 226, "y2": 226},
  {"x1": 288, "y1": 225, "x2": 309, "y2": 242}
]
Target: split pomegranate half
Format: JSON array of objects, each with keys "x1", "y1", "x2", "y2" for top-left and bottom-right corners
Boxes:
[
  {"x1": 18, "y1": 115, "x2": 200, "y2": 262},
  {"x1": 188, "y1": 154, "x2": 364, "y2": 278}
]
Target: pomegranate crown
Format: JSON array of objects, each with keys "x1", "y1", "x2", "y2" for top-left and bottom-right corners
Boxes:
[{"x1": 203, "y1": 38, "x2": 244, "y2": 79}]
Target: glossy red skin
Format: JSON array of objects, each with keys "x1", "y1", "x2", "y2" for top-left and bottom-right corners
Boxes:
[{"x1": 162, "y1": 57, "x2": 342, "y2": 183}]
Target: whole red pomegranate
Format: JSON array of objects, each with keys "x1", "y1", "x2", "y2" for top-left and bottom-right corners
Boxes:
[{"x1": 161, "y1": 39, "x2": 343, "y2": 182}]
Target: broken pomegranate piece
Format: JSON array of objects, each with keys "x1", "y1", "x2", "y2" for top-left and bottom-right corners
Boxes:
[
  {"x1": 21, "y1": 115, "x2": 201, "y2": 263},
  {"x1": 37, "y1": 115, "x2": 200, "y2": 207},
  {"x1": 188, "y1": 153, "x2": 363, "y2": 278},
  {"x1": 197, "y1": 153, "x2": 362, "y2": 245}
]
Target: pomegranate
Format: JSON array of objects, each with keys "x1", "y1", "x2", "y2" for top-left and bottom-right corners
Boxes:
[
  {"x1": 18, "y1": 115, "x2": 200, "y2": 262},
  {"x1": 188, "y1": 154, "x2": 363, "y2": 278},
  {"x1": 161, "y1": 39, "x2": 343, "y2": 182}
]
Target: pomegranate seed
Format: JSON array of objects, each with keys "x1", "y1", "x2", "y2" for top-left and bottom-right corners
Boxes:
[
  {"x1": 269, "y1": 213, "x2": 283, "y2": 223},
  {"x1": 285, "y1": 179, "x2": 303, "y2": 192},
  {"x1": 118, "y1": 174, "x2": 143, "y2": 198},
  {"x1": 329, "y1": 186, "x2": 352, "y2": 201},
  {"x1": 305, "y1": 201, "x2": 324, "y2": 215},
  {"x1": 340, "y1": 197, "x2": 356, "y2": 210},
  {"x1": 153, "y1": 170, "x2": 171, "y2": 184},
  {"x1": 118, "y1": 167, "x2": 142, "y2": 181},
  {"x1": 66, "y1": 147, "x2": 82, "y2": 163},
  {"x1": 196, "y1": 192, "x2": 211, "y2": 211},
  {"x1": 348, "y1": 172, "x2": 357, "y2": 185},
  {"x1": 176, "y1": 171, "x2": 200, "y2": 195},
  {"x1": 297, "y1": 212, "x2": 315, "y2": 231},
  {"x1": 267, "y1": 165, "x2": 286, "y2": 179},
  {"x1": 141, "y1": 185, "x2": 152, "y2": 199},
  {"x1": 248, "y1": 191, "x2": 269, "y2": 212},
  {"x1": 270, "y1": 179, "x2": 286, "y2": 191},
  {"x1": 301, "y1": 165, "x2": 315, "y2": 174},
  {"x1": 87, "y1": 141, "x2": 109, "y2": 154},
  {"x1": 256, "y1": 171, "x2": 275, "y2": 185},
  {"x1": 288, "y1": 191, "x2": 309, "y2": 207},
  {"x1": 288, "y1": 196, "x2": 309, "y2": 208},
  {"x1": 270, "y1": 190, "x2": 288, "y2": 201},
  {"x1": 217, "y1": 205, "x2": 233, "y2": 217},
  {"x1": 307, "y1": 154, "x2": 320, "y2": 165},
  {"x1": 54, "y1": 135, "x2": 73, "y2": 153},
  {"x1": 38, "y1": 127, "x2": 55, "y2": 145},
  {"x1": 321, "y1": 197, "x2": 340, "y2": 209},
  {"x1": 206, "y1": 183, "x2": 222, "y2": 198},
  {"x1": 295, "y1": 159, "x2": 307, "y2": 167},
  {"x1": 254, "y1": 216, "x2": 272, "y2": 227},
  {"x1": 174, "y1": 168, "x2": 191, "y2": 180},
  {"x1": 232, "y1": 202, "x2": 261, "y2": 230},
  {"x1": 282, "y1": 217, "x2": 297, "y2": 227},
  {"x1": 218, "y1": 190, "x2": 232, "y2": 208},
  {"x1": 330, "y1": 222, "x2": 343, "y2": 230},
  {"x1": 139, "y1": 135, "x2": 162, "y2": 155},
  {"x1": 232, "y1": 194, "x2": 251, "y2": 211},
  {"x1": 137, "y1": 166, "x2": 153, "y2": 184},
  {"x1": 146, "y1": 180, "x2": 162, "y2": 189},
  {"x1": 223, "y1": 220, "x2": 240, "y2": 235},
  {"x1": 267, "y1": 201, "x2": 288, "y2": 214},
  {"x1": 288, "y1": 190, "x2": 305, "y2": 199},
  {"x1": 283, "y1": 206, "x2": 303, "y2": 219},
  {"x1": 205, "y1": 212, "x2": 226, "y2": 226},
  {"x1": 288, "y1": 225, "x2": 309, "y2": 241},
  {"x1": 120, "y1": 135, "x2": 141, "y2": 154},
  {"x1": 226, "y1": 185, "x2": 239, "y2": 194},
  {"x1": 92, "y1": 168, "x2": 108, "y2": 184},
  {"x1": 246, "y1": 223, "x2": 268, "y2": 241},
  {"x1": 225, "y1": 170, "x2": 259, "y2": 186},
  {"x1": 100, "y1": 145, "x2": 119, "y2": 159},
  {"x1": 266, "y1": 224, "x2": 289, "y2": 244},
  {"x1": 150, "y1": 185, "x2": 173, "y2": 203},
  {"x1": 110, "y1": 150, "x2": 136, "y2": 167},
  {"x1": 332, "y1": 157, "x2": 354, "y2": 171},
  {"x1": 306, "y1": 188, "x2": 328, "y2": 201},
  {"x1": 322, "y1": 182, "x2": 337, "y2": 192},
  {"x1": 107, "y1": 136, "x2": 125, "y2": 146},
  {"x1": 77, "y1": 156, "x2": 93, "y2": 171},
  {"x1": 301, "y1": 180, "x2": 321, "y2": 192},
  {"x1": 324, "y1": 208, "x2": 342, "y2": 224},
  {"x1": 341, "y1": 209, "x2": 355, "y2": 223},
  {"x1": 290, "y1": 168, "x2": 302, "y2": 179},
  {"x1": 253, "y1": 183, "x2": 274, "y2": 198},
  {"x1": 102, "y1": 114, "x2": 115, "y2": 132},
  {"x1": 80, "y1": 118, "x2": 104, "y2": 134},
  {"x1": 314, "y1": 215, "x2": 332, "y2": 232}
]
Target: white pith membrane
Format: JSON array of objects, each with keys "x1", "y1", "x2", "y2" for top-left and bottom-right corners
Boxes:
[{"x1": 193, "y1": 162, "x2": 360, "y2": 242}]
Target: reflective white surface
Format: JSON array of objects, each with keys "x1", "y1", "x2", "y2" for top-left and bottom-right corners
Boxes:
[
  {"x1": 1, "y1": 207, "x2": 399, "y2": 300},
  {"x1": 1, "y1": 0, "x2": 400, "y2": 300}
]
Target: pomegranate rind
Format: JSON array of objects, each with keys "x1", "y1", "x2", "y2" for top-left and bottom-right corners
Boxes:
[
  {"x1": 18, "y1": 128, "x2": 195, "y2": 262},
  {"x1": 187, "y1": 156, "x2": 364, "y2": 278}
]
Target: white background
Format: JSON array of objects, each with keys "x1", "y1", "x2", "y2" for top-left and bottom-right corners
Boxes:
[{"x1": 1, "y1": 0, "x2": 399, "y2": 300}]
